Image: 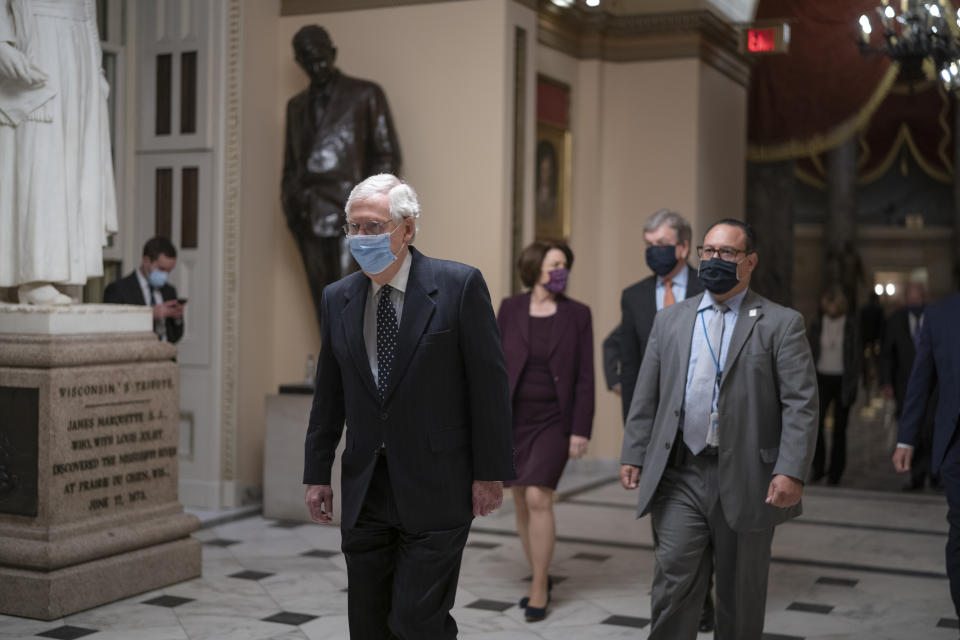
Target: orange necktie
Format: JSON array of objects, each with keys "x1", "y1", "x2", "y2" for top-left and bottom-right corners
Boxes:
[{"x1": 663, "y1": 279, "x2": 675, "y2": 307}]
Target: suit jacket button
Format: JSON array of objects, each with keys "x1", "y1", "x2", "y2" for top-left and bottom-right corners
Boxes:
[
  {"x1": 665, "y1": 442, "x2": 671, "y2": 449},
  {"x1": 674, "y1": 410, "x2": 680, "y2": 417},
  {"x1": 554, "y1": 376, "x2": 560, "y2": 382},
  {"x1": 380, "y1": 412, "x2": 388, "y2": 421}
]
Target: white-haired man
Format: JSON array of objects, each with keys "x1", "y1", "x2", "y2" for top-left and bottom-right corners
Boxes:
[{"x1": 303, "y1": 174, "x2": 515, "y2": 639}]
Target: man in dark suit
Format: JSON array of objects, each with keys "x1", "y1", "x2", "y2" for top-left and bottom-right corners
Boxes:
[
  {"x1": 103, "y1": 237, "x2": 184, "y2": 343},
  {"x1": 303, "y1": 174, "x2": 514, "y2": 640},
  {"x1": 620, "y1": 209, "x2": 704, "y2": 421},
  {"x1": 281, "y1": 25, "x2": 402, "y2": 328},
  {"x1": 894, "y1": 291, "x2": 960, "y2": 619},
  {"x1": 883, "y1": 281, "x2": 938, "y2": 490},
  {"x1": 602, "y1": 324, "x2": 622, "y2": 396},
  {"x1": 618, "y1": 209, "x2": 710, "y2": 631}
]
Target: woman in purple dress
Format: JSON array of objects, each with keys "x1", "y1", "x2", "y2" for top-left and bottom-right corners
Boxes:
[{"x1": 497, "y1": 241, "x2": 595, "y2": 622}]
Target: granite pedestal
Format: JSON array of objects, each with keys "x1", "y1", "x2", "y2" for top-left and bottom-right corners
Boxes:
[
  {"x1": 0, "y1": 304, "x2": 201, "y2": 620},
  {"x1": 263, "y1": 390, "x2": 344, "y2": 524}
]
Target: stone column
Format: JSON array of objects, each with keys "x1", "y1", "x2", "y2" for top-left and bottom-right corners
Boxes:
[
  {"x1": 745, "y1": 160, "x2": 796, "y2": 307},
  {"x1": 824, "y1": 136, "x2": 862, "y2": 308}
]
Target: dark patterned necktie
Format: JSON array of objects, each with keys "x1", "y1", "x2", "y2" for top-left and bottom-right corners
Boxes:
[{"x1": 376, "y1": 284, "x2": 399, "y2": 401}]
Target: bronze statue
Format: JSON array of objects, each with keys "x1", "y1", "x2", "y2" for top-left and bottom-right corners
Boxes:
[{"x1": 281, "y1": 25, "x2": 402, "y2": 326}]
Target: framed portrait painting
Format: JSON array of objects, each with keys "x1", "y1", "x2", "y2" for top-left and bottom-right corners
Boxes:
[{"x1": 535, "y1": 120, "x2": 571, "y2": 241}]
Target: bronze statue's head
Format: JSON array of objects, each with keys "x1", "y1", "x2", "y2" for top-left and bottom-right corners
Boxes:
[{"x1": 293, "y1": 25, "x2": 337, "y2": 87}]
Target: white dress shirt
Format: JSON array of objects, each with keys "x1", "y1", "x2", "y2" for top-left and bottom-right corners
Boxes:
[{"x1": 135, "y1": 267, "x2": 167, "y2": 341}]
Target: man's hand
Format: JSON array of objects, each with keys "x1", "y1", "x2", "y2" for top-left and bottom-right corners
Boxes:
[
  {"x1": 765, "y1": 474, "x2": 803, "y2": 508},
  {"x1": 305, "y1": 484, "x2": 334, "y2": 524},
  {"x1": 893, "y1": 447, "x2": 913, "y2": 473},
  {"x1": 472, "y1": 480, "x2": 503, "y2": 517},
  {"x1": 569, "y1": 435, "x2": 589, "y2": 460},
  {"x1": 153, "y1": 299, "x2": 183, "y2": 320},
  {"x1": 620, "y1": 464, "x2": 640, "y2": 490},
  {"x1": 0, "y1": 42, "x2": 44, "y2": 85}
]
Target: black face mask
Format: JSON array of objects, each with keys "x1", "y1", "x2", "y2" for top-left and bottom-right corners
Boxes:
[
  {"x1": 698, "y1": 257, "x2": 740, "y2": 294},
  {"x1": 646, "y1": 245, "x2": 679, "y2": 276}
]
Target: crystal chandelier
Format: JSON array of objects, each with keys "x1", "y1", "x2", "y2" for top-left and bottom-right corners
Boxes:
[{"x1": 857, "y1": 0, "x2": 960, "y2": 88}]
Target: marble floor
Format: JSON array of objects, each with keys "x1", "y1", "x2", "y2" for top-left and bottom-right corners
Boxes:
[{"x1": 2, "y1": 390, "x2": 956, "y2": 639}]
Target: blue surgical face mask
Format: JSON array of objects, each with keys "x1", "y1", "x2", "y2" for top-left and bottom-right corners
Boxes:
[
  {"x1": 645, "y1": 245, "x2": 679, "y2": 276},
  {"x1": 347, "y1": 224, "x2": 403, "y2": 275},
  {"x1": 697, "y1": 257, "x2": 741, "y2": 294},
  {"x1": 148, "y1": 269, "x2": 169, "y2": 289}
]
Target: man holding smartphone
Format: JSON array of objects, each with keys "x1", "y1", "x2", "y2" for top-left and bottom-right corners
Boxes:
[{"x1": 104, "y1": 236, "x2": 186, "y2": 343}]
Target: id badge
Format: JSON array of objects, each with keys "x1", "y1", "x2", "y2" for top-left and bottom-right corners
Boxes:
[{"x1": 706, "y1": 412, "x2": 719, "y2": 447}]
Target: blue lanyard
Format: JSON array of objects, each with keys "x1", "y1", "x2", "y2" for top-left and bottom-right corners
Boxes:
[{"x1": 700, "y1": 310, "x2": 723, "y2": 387}]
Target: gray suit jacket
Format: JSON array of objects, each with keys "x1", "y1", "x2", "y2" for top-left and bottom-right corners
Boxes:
[{"x1": 620, "y1": 289, "x2": 818, "y2": 532}]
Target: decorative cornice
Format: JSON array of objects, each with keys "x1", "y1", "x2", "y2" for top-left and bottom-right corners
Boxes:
[
  {"x1": 221, "y1": 0, "x2": 242, "y2": 486},
  {"x1": 537, "y1": 3, "x2": 749, "y2": 87}
]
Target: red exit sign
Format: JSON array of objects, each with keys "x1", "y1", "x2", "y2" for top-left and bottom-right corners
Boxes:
[
  {"x1": 740, "y1": 22, "x2": 790, "y2": 55},
  {"x1": 748, "y1": 28, "x2": 776, "y2": 52}
]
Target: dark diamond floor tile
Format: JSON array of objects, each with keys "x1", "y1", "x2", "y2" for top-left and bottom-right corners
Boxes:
[
  {"x1": 203, "y1": 538, "x2": 241, "y2": 547},
  {"x1": 262, "y1": 611, "x2": 318, "y2": 626},
  {"x1": 601, "y1": 615, "x2": 650, "y2": 628},
  {"x1": 37, "y1": 627, "x2": 98, "y2": 640},
  {"x1": 816, "y1": 576, "x2": 858, "y2": 587},
  {"x1": 301, "y1": 549, "x2": 339, "y2": 558},
  {"x1": 229, "y1": 570, "x2": 274, "y2": 581},
  {"x1": 762, "y1": 634, "x2": 805, "y2": 640},
  {"x1": 466, "y1": 541, "x2": 501, "y2": 550},
  {"x1": 465, "y1": 599, "x2": 514, "y2": 612},
  {"x1": 270, "y1": 520, "x2": 307, "y2": 529},
  {"x1": 142, "y1": 595, "x2": 194, "y2": 608},
  {"x1": 937, "y1": 617, "x2": 960, "y2": 629},
  {"x1": 787, "y1": 602, "x2": 834, "y2": 614},
  {"x1": 571, "y1": 552, "x2": 611, "y2": 562},
  {"x1": 523, "y1": 574, "x2": 567, "y2": 584}
]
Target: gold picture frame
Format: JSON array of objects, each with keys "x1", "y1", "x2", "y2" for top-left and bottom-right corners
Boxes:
[{"x1": 535, "y1": 120, "x2": 572, "y2": 241}]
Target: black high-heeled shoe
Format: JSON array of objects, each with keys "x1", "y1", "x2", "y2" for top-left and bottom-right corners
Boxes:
[
  {"x1": 524, "y1": 592, "x2": 551, "y2": 622},
  {"x1": 518, "y1": 575, "x2": 554, "y2": 609}
]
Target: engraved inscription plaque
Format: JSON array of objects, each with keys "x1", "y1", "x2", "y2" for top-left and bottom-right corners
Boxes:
[{"x1": 0, "y1": 386, "x2": 39, "y2": 517}]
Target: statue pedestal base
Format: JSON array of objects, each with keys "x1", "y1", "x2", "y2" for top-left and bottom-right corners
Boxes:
[
  {"x1": 263, "y1": 391, "x2": 344, "y2": 524},
  {"x1": 0, "y1": 304, "x2": 201, "y2": 620}
]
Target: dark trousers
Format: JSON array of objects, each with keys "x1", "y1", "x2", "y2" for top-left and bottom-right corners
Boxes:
[
  {"x1": 341, "y1": 454, "x2": 470, "y2": 640},
  {"x1": 941, "y1": 426, "x2": 960, "y2": 620},
  {"x1": 813, "y1": 374, "x2": 851, "y2": 483}
]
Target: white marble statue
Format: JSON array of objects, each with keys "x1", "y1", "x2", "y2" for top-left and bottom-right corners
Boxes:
[{"x1": 0, "y1": 0, "x2": 118, "y2": 305}]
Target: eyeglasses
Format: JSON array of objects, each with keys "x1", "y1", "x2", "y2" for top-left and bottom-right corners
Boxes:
[
  {"x1": 343, "y1": 220, "x2": 395, "y2": 236},
  {"x1": 697, "y1": 246, "x2": 747, "y2": 261}
]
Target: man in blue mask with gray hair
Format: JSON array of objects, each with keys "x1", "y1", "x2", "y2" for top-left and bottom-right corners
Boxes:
[
  {"x1": 104, "y1": 236, "x2": 185, "y2": 343},
  {"x1": 620, "y1": 218, "x2": 818, "y2": 640},
  {"x1": 303, "y1": 173, "x2": 515, "y2": 640}
]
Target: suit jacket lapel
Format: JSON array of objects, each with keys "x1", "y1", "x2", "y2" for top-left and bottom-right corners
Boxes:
[
  {"x1": 341, "y1": 275, "x2": 377, "y2": 399},
  {"x1": 383, "y1": 248, "x2": 437, "y2": 404},
  {"x1": 547, "y1": 297, "x2": 573, "y2": 358},
  {"x1": 721, "y1": 289, "x2": 763, "y2": 388},
  {"x1": 125, "y1": 272, "x2": 147, "y2": 306},
  {"x1": 516, "y1": 293, "x2": 531, "y2": 348},
  {"x1": 675, "y1": 293, "x2": 701, "y2": 391}
]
